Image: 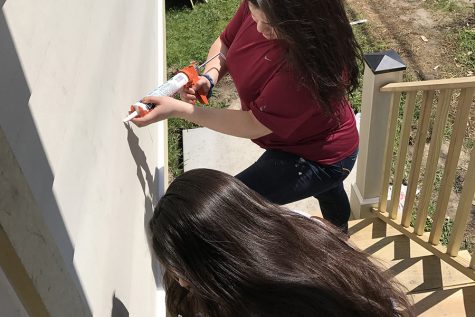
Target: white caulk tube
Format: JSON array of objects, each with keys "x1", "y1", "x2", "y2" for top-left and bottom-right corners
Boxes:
[{"x1": 123, "y1": 72, "x2": 190, "y2": 122}]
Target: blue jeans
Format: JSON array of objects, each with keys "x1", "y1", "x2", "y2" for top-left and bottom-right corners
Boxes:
[{"x1": 235, "y1": 149, "x2": 358, "y2": 233}]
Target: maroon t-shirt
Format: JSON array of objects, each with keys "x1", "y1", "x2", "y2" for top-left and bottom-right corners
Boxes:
[{"x1": 220, "y1": 1, "x2": 358, "y2": 165}]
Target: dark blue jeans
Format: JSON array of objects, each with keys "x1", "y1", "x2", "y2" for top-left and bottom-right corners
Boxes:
[{"x1": 235, "y1": 149, "x2": 358, "y2": 233}]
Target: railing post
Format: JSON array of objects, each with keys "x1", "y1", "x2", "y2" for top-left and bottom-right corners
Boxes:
[{"x1": 350, "y1": 50, "x2": 406, "y2": 219}]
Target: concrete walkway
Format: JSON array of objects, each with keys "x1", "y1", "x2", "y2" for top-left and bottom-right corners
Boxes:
[{"x1": 183, "y1": 127, "x2": 357, "y2": 217}]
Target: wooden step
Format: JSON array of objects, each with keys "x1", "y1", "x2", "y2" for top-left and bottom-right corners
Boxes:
[
  {"x1": 348, "y1": 218, "x2": 475, "y2": 316},
  {"x1": 412, "y1": 286, "x2": 475, "y2": 317}
]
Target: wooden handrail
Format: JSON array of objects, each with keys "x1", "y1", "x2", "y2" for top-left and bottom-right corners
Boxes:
[
  {"x1": 401, "y1": 90, "x2": 433, "y2": 227},
  {"x1": 389, "y1": 91, "x2": 417, "y2": 219},
  {"x1": 447, "y1": 144, "x2": 475, "y2": 258},
  {"x1": 375, "y1": 82, "x2": 475, "y2": 280},
  {"x1": 429, "y1": 88, "x2": 475, "y2": 245},
  {"x1": 380, "y1": 76, "x2": 475, "y2": 92},
  {"x1": 414, "y1": 89, "x2": 452, "y2": 235}
]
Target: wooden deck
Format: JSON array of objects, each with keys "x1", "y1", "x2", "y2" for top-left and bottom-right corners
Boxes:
[{"x1": 349, "y1": 217, "x2": 475, "y2": 316}]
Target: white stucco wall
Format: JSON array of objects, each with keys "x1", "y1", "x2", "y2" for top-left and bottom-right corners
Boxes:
[{"x1": 0, "y1": 0, "x2": 166, "y2": 315}]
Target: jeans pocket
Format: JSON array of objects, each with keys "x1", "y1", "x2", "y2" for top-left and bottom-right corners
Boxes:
[
  {"x1": 340, "y1": 164, "x2": 351, "y2": 177},
  {"x1": 341, "y1": 150, "x2": 358, "y2": 173},
  {"x1": 335, "y1": 154, "x2": 357, "y2": 179}
]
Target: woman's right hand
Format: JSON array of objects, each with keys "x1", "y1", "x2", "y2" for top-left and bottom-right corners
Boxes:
[{"x1": 180, "y1": 76, "x2": 211, "y2": 104}]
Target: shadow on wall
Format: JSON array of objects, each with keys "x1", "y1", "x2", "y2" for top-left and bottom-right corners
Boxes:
[
  {"x1": 143, "y1": 173, "x2": 163, "y2": 288},
  {"x1": 125, "y1": 123, "x2": 164, "y2": 288},
  {"x1": 0, "y1": 4, "x2": 91, "y2": 315},
  {"x1": 125, "y1": 124, "x2": 156, "y2": 203},
  {"x1": 111, "y1": 294, "x2": 129, "y2": 317}
]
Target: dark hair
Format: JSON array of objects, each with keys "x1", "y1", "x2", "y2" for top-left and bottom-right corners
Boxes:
[
  {"x1": 248, "y1": 0, "x2": 362, "y2": 115},
  {"x1": 149, "y1": 169, "x2": 414, "y2": 317}
]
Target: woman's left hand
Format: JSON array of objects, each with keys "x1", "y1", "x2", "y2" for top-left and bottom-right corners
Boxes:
[
  {"x1": 180, "y1": 76, "x2": 210, "y2": 105},
  {"x1": 130, "y1": 96, "x2": 188, "y2": 127}
]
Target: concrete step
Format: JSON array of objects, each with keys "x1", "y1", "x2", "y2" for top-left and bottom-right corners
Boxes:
[
  {"x1": 349, "y1": 218, "x2": 475, "y2": 316},
  {"x1": 182, "y1": 127, "x2": 357, "y2": 217}
]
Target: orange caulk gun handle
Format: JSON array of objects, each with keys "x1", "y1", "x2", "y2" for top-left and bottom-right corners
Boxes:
[
  {"x1": 179, "y1": 64, "x2": 209, "y2": 105},
  {"x1": 195, "y1": 88, "x2": 209, "y2": 105}
]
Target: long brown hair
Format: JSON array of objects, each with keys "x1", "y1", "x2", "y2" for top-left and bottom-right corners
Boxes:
[
  {"x1": 149, "y1": 169, "x2": 414, "y2": 317},
  {"x1": 248, "y1": 0, "x2": 362, "y2": 115}
]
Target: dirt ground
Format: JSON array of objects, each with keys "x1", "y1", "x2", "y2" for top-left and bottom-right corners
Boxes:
[{"x1": 346, "y1": 0, "x2": 474, "y2": 80}]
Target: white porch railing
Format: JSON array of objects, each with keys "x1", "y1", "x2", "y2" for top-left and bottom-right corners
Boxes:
[
  {"x1": 350, "y1": 49, "x2": 475, "y2": 281},
  {"x1": 377, "y1": 76, "x2": 475, "y2": 280}
]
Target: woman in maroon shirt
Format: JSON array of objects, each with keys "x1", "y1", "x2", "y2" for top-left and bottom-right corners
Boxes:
[{"x1": 132, "y1": 0, "x2": 361, "y2": 233}]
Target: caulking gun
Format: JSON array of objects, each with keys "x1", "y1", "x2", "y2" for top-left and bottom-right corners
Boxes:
[{"x1": 123, "y1": 52, "x2": 224, "y2": 122}]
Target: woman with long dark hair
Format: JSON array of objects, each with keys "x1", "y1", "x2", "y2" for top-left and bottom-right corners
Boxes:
[
  {"x1": 149, "y1": 169, "x2": 414, "y2": 317},
  {"x1": 133, "y1": 0, "x2": 361, "y2": 232}
]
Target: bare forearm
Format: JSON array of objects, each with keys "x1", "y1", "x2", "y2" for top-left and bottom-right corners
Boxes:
[
  {"x1": 176, "y1": 103, "x2": 271, "y2": 139},
  {"x1": 203, "y1": 37, "x2": 228, "y2": 83}
]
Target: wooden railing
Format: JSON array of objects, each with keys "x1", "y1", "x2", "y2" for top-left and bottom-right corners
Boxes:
[{"x1": 375, "y1": 76, "x2": 475, "y2": 280}]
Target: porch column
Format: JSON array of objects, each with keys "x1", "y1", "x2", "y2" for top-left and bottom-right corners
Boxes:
[{"x1": 350, "y1": 50, "x2": 406, "y2": 219}]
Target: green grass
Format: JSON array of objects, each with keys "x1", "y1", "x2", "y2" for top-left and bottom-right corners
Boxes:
[
  {"x1": 417, "y1": 0, "x2": 475, "y2": 78},
  {"x1": 456, "y1": 27, "x2": 475, "y2": 73},
  {"x1": 424, "y1": 0, "x2": 474, "y2": 74},
  {"x1": 424, "y1": 0, "x2": 463, "y2": 12},
  {"x1": 166, "y1": 0, "x2": 239, "y2": 70}
]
